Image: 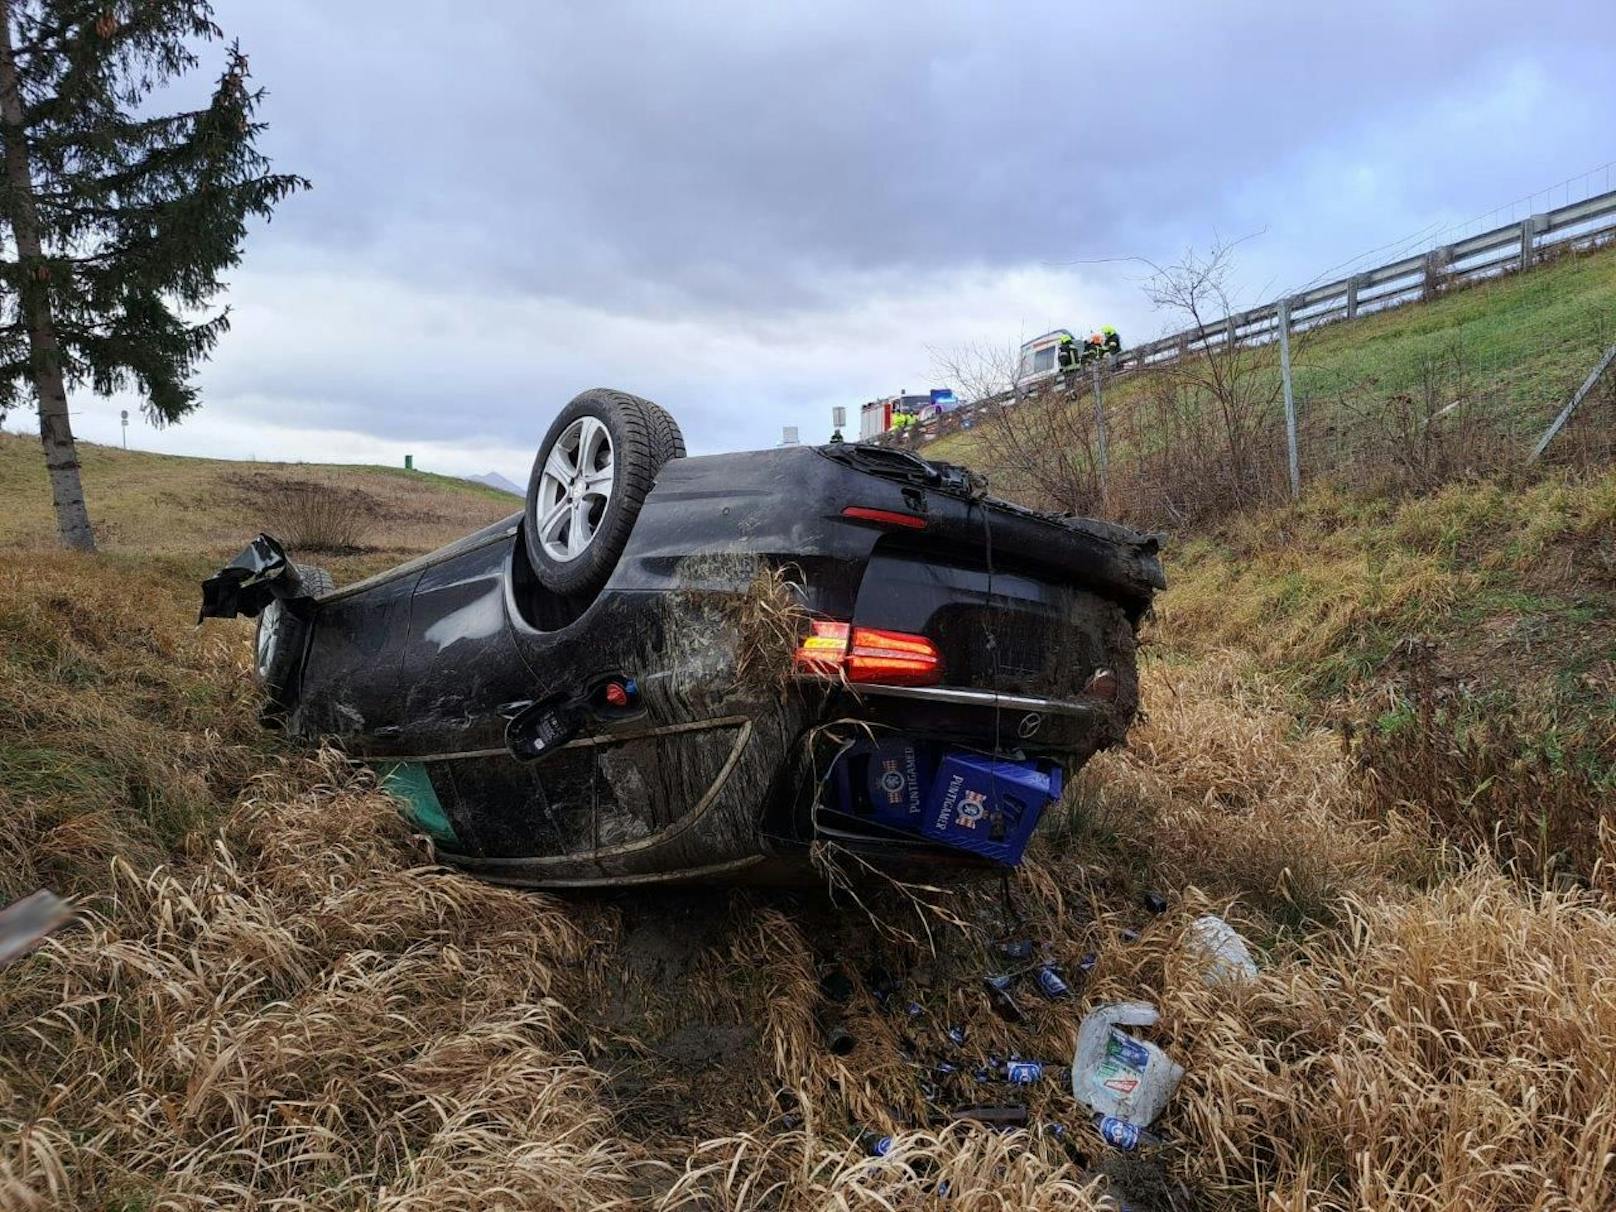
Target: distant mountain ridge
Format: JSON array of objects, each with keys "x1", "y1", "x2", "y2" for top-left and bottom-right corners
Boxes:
[{"x1": 466, "y1": 470, "x2": 523, "y2": 496}]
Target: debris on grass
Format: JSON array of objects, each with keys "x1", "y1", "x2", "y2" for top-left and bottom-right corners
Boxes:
[
  {"x1": 1071, "y1": 1002, "x2": 1185, "y2": 1127},
  {"x1": 0, "y1": 890, "x2": 73, "y2": 969},
  {"x1": 1183, "y1": 913, "x2": 1259, "y2": 985}
]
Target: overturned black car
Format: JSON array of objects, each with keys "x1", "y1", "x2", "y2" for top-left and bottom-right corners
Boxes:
[{"x1": 201, "y1": 389, "x2": 1164, "y2": 888}]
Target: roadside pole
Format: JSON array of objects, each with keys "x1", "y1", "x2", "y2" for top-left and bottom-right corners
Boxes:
[
  {"x1": 1091, "y1": 361, "x2": 1109, "y2": 512},
  {"x1": 1278, "y1": 298, "x2": 1299, "y2": 499}
]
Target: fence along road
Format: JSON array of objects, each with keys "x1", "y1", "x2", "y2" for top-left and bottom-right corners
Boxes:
[{"x1": 899, "y1": 186, "x2": 1616, "y2": 451}]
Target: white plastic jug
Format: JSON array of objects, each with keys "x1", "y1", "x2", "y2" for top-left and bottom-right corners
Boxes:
[{"x1": 1070, "y1": 1001, "x2": 1184, "y2": 1126}]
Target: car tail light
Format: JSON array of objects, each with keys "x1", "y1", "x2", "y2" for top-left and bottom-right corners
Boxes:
[
  {"x1": 841, "y1": 506, "x2": 927, "y2": 530},
  {"x1": 795, "y1": 620, "x2": 851, "y2": 675},
  {"x1": 794, "y1": 619, "x2": 942, "y2": 686}
]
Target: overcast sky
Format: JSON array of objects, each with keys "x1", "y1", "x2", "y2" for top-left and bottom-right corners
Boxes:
[{"x1": 29, "y1": 0, "x2": 1616, "y2": 484}]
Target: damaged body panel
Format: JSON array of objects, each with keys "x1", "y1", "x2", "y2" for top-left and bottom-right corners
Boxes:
[{"x1": 203, "y1": 442, "x2": 1164, "y2": 887}]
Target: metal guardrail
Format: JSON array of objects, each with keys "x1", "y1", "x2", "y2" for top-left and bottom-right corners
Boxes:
[
  {"x1": 888, "y1": 187, "x2": 1616, "y2": 450},
  {"x1": 1118, "y1": 188, "x2": 1616, "y2": 367}
]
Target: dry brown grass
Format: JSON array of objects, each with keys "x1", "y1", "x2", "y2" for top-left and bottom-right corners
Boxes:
[
  {"x1": 255, "y1": 476, "x2": 381, "y2": 553},
  {"x1": 0, "y1": 432, "x2": 517, "y2": 558},
  {"x1": 0, "y1": 755, "x2": 652, "y2": 1210},
  {"x1": 1166, "y1": 869, "x2": 1616, "y2": 1210},
  {"x1": 662, "y1": 1124, "x2": 1109, "y2": 1210},
  {"x1": 1071, "y1": 654, "x2": 1435, "y2": 926},
  {"x1": 6, "y1": 452, "x2": 1616, "y2": 1209},
  {"x1": 1056, "y1": 660, "x2": 1616, "y2": 1208},
  {"x1": 0, "y1": 553, "x2": 265, "y2": 905}
]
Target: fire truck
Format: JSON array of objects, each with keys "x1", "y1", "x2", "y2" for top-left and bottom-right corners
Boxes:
[{"x1": 858, "y1": 388, "x2": 958, "y2": 439}]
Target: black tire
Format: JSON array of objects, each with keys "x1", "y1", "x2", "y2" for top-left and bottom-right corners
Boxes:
[
  {"x1": 524, "y1": 389, "x2": 684, "y2": 599},
  {"x1": 642, "y1": 398, "x2": 687, "y2": 464},
  {"x1": 290, "y1": 561, "x2": 335, "y2": 599},
  {"x1": 253, "y1": 561, "x2": 334, "y2": 718}
]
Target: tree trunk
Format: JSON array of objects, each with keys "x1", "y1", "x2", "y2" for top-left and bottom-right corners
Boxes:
[{"x1": 0, "y1": 0, "x2": 94, "y2": 551}]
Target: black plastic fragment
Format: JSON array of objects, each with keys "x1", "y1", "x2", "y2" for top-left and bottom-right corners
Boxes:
[{"x1": 198, "y1": 533, "x2": 292, "y2": 621}]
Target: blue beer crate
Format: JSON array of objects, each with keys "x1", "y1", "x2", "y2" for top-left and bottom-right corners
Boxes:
[
  {"x1": 828, "y1": 738, "x2": 935, "y2": 831},
  {"x1": 920, "y1": 752, "x2": 1064, "y2": 865}
]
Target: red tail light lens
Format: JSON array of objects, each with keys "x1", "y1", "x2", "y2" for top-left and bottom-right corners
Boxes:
[
  {"x1": 847, "y1": 627, "x2": 943, "y2": 685},
  {"x1": 794, "y1": 619, "x2": 942, "y2": 686},
  {"x1": 841, "y1": 506, "x2": 927, "y2": 530}
]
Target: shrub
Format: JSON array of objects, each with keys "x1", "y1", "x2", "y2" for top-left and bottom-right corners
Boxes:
[{"x1": 257, "y1": 477, "x2": 378, "y2": 553}]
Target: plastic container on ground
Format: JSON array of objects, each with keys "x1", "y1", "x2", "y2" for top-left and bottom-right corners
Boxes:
[
  {"x1": 1185, "y1": 914, "x2": 1259, "y2": 986},
  {"x1": 919, "y1": 751, "x2": 1063, "y2": 865},
  {"x1": 1071, "y1": 1002, "x2": 1184, "y2": 1127}
]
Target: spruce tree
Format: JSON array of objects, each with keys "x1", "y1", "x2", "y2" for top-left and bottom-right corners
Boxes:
[{"x1": 0, "y1": 0, "x2": 305, "y2": 550}]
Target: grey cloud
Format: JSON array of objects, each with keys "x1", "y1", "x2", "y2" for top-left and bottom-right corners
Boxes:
[
  {"x1": 218, "y1": 0, "x2": 1614, "y2": 312},
  {"x1": 130, "y1": 0, "x2": 1616, "y2": 464}
]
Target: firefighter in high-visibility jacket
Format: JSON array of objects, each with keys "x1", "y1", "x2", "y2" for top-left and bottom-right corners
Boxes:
[{"x1": 1082, "y1": 326, "x2": 1123, "y2": 364}]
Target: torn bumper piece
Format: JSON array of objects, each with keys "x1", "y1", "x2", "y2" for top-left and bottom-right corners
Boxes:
[{"x1": 199, "y1": 534, "x2": 305, "y2": 621}]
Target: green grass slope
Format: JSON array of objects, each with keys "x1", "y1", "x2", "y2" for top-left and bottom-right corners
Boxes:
[
  {"x1": 922, "y1": 242, "x2": 1616, "y2": 874},
  {"x1": 929, "y1": 240, "x2": 1616, "y2": 468}
]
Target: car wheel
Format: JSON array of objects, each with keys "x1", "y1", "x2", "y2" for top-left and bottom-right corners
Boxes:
[
  {"x1": 524, "y1": 389, "x2": 684, "y2": 598},
  {"x1": 253, "y1": 561, "x2": 333, "y2": 714},
  {"x1": 290, "y1": 562, "x2": 335, "y2": 599},
  {"x1": 642, "y1": 397, "x2": 687, "y2": 464}
]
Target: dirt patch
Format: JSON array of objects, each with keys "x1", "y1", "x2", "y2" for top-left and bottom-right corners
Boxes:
[{"x1": 658, "y1": 1023, "x2": 758, "y2": 1069}]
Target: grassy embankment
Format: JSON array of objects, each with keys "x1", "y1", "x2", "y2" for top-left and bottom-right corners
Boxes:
[
  {"x1": 0, "y1": 434, "x2": 519, "y2": 900},
  {"x1": 935, "y1": 242, "x2": 1616, "y2": 877},
  {"x1": 0, "y1": 433, "x2": 518, "y2": 556},
  {"x1": 3, "y1": 317, "x2": 1616, "y2": 1211},
  {"x1": 930, "y1": 240, "x2": 1616, "y2": 471}
]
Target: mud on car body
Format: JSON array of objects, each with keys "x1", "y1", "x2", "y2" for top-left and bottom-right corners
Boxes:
[{"x1": 201, "y1": 389, "x2": 1165, "y2": 888}]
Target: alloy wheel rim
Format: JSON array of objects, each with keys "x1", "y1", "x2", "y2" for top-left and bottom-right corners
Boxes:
[
  {"x1": 256, "y1": 601, "x2": 282, "y2": 681},
  {"x1": 535, "y1": 415, "x2": 615, "y2": 562}
]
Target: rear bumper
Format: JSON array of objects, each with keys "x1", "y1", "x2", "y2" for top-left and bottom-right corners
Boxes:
[{"x1": 839, "y1": 683, "x2": 1115, "y2": 754}]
